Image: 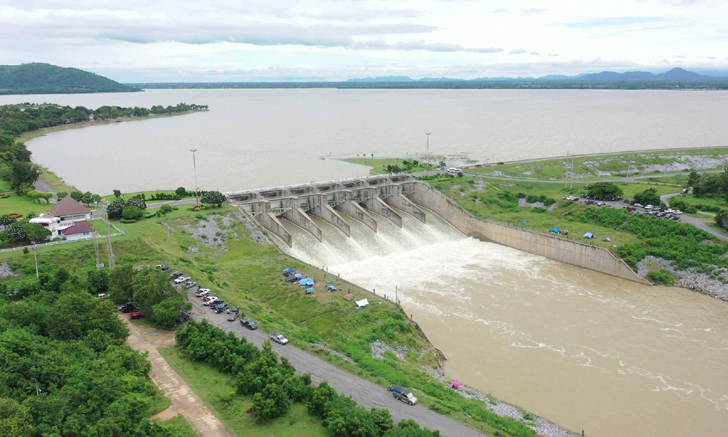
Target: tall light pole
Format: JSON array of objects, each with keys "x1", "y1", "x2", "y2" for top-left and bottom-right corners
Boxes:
[
  {"x1": 425, "y1": 133, "x2": 431, "y2": 176},
  {"x1": 190, "y1": 149, "x2": 199, "y2": 205}
]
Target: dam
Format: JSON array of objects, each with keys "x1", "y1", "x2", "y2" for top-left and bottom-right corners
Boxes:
[
  {"x1": 226, "y1": 176, "x2": 728, "y2": 437},
  {"x1": 227, "y1": 175, "x2": 646, "y2": 284}
]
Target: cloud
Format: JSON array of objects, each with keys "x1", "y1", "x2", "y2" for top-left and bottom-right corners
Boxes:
[
  {"x1": 707, "y1": 56, "x2": 716, "y2": 60},
  {"x1": 530, "y1": 52, "x2": 540, "y2": 56},
  {"x1": 353, "y1": 40, "x2": 503, "y2": 53},
  {"x1": 521, "y1": 8, "x2": 546, "y2": 14},
  {"x1": 563, "y1": 17, "x2": 664, "y2": 29},
  {"x1": 509, "y1": 49, "x2": 527, "y2": 55},
  {"x1": 490, "y1": 9, "x2": 508, "y2": 14},
  {"x1": 548, "y1": 53, "x2": 560, "y2": 57}
]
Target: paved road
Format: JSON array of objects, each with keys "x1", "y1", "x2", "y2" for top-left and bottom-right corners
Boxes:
[
  {"x1": 185, "y1": 290, "x2": 486, "y2": 437},
  {"x1": 123, "y1": 315, "x2": 232, "y2": 437}
]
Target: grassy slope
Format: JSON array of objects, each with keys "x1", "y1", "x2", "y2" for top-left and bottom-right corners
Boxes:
[
  {"x1": 343, "y1": 158, "x2": 435, "y2": 175},
  {"x1": 155, "y1": 416, "x2": 199, "y2": 437},
  {"x1": 160, "y1": 346, "x2": 327, "y2": 437},
  {"x1": 0, "y1": 205, "x2": 528, "y2": 437},
  {"x1": 432, "y1": 176, "x2": 681, "y2": 250}
]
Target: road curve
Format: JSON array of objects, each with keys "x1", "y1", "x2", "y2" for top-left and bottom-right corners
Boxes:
[{"x1": 185, "y1": 291, "x2": 486, "y2": 437}]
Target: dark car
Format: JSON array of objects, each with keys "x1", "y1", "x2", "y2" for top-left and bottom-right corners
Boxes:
[
  {"x1": 227, "y1": 312, "x2": 239, "y2": 322},
  {"x1": 170, "y1": 272, "x2": 183, "y2": 279},
  {"x1": 241, "y1": 318, "x2": 258, "y2": 330},
  {"x1": 286, "y1": 276, "x2": 298, "y2": 283},
  {"x1": 120, "y1": 303, "x2": 135, "y2": 313}
]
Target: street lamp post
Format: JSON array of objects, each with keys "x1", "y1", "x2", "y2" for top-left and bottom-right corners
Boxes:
[
  {"x1": 425, "y1": 133, "x2": 431, "y2": 176},
  {"x1": 190, "y1": 149, "x2": 199, "y2": 205}
]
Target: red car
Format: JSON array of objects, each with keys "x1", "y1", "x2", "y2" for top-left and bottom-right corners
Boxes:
[{"x1": 130, "y1": 310, "x2": 144, "y2": 319}]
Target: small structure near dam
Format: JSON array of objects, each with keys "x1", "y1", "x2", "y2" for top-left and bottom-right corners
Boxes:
[{"x1": 226, "y1": 175, "x2": 649, "y2": 285}]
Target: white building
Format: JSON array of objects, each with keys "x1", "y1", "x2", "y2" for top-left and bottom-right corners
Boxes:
[{"x1": 30, "y1": 195, "x2": 93, "y2": 240}]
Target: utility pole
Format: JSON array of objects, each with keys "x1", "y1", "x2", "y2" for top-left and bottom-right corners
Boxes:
[
  {"x1": 94, "y1": 230, "x2": 100, "y2": 269},
  {"x1": 425, "y1": 133, "x2": 431, "y2": 176},
  {"x1": 104, "y1": 213, "x2": 115, "y2": 269},
  {"x1": 564, "y1": 152, "x2": 569, "y2": 189},
  {"x1": 190, "y1": 149, "x2": 199, "y2": 205},
  {"x1": 395, "y1": 285, "x2": 398, "y2": 306},
  {"x1": 570, "y1": 152, "x2": 575, "y2": 190}
]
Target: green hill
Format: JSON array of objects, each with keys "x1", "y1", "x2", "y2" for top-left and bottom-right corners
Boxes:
[{"x1": 0, "y1": 63, "x2": 140, "y2": 95}]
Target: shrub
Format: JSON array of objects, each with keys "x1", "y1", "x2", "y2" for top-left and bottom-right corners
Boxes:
[
  {"x1": 646, "y1": 269, "x2": 676, "y2": 286},
  {"x1": 122, "y1": 206, "x2": 143, "y2": 220}
]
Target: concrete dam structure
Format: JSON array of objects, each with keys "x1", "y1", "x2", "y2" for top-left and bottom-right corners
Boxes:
[{"x1": 226, "y1": 176, "x2": 648, "y2": 285}]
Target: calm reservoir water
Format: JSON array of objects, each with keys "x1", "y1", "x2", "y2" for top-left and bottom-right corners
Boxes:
[
  {"x1": 1, "y1": 89, "x2": 727, "y2": 194},
  {"x1": 4, "y1": 89, "x2": 728, "y2": 436}
]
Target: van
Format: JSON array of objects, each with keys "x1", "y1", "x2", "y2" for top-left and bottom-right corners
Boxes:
[{"x1": 446, "y1": 168, "x2": 463, "y2": 175}]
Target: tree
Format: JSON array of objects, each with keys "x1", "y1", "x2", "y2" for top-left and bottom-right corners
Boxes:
[
  {"x1": 131, "y1": 268, "x2": 177, "y2": 319},
  {"x1": 91, "y1": 194, "x2": 102, "y2": 206},
  {"x1": 370, "y1": 408, "x2": 394, "y2": 435},
  {"x1": 2, "y1": 161, "x2": 42, "y2": 190},
  {"x1": 122, "y1": 206, "x2": 143, "y2": 220},
  {"x1": 22, "y1": 222, "x2": 51, "y2": 243},
  {"x1": 106, "y1": 199, "x2": 126, "y2": 219},
  {"x1": 56, "y1": 191, "x2": 68, "y2": 200},
  {"x1": 87, "y1": 269, "x2": 109, "y2": 294},
  {"x1": 126, "y1": 196, "x2": 146, "y2": 210},
  {"x1": 26, "y1": 190, "x2": 41, "y2": 203},
  {"x1": 252, "y1": 382, "x2": 292, "y2": 422},
  {"x1": 151, "y1": 295, "x2": 190, "y2": 328},
  {"x1": 112, "y1": 189, "x2": 122, "y2": 199},
  {"x1": 6, "y1": 222, "x2": 27, "y2": 242},
  {"x1": 586, "y1": 182, "x2": 623, "y2": 200},
  {"x1": 47, "y1": 291, "x2": 128, "y2": 344},
  {"x1": 108, "y1": 264, "x2": 136, "y2": 303},
  {"x1": 160, "y1": 204, "x2": 173, "y2": 215},
  {"x1": 70, "y1": 190, "x2": 83, "y2": 202},
  {"x1": 175, "y1": 187, "x2": 187, "y2": 197},
  {"x1": 633, "y1": 188, "x2": 662, "y2": 207},
  {"x1": 0, "y1": 215, "x2": 15, "y2": 226},
  {"x1": 81, "y1": 191, "x2": 93, "y2": 206},
  {"x1": 687, "y1": 170, "x2": 700, "y2": 189},
  {"x1": 201, "y1": 191, "x2": 226, "y2": 207},
  {"x1": 40, "y1": 192, "x2": 52, "y2": 204}
]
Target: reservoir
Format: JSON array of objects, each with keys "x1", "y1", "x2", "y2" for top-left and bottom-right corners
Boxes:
[
  {"x1": 3, "y1": 89, "x2": 728, "y2": 436},
  {"x1": 1, "y1": 89, "x2": 727, "y2": 194}
]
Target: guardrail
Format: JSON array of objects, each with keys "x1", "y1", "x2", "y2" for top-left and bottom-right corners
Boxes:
[{"x1": 224, "y1": 174, "x2": 415, "y2": 197}]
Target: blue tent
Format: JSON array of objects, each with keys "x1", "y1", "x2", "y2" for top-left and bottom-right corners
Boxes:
[
  {"x1": 583, "y1": 232, "x2": 594, "y2": 239},
  {"x1": 551, "y1": 228, "x2": 560, "y2": 233},
  {"x1": 294, "y1": 273, "x2": 303, "y2": 278},
  {"x1": 306, "y1": 287, "x2": 315, "y2": 294},
  {"x1": 326, "y1": 285, "x2": 337, "y2": 292},
  {"x1": 299, "y1": 278, "x2": 314, "y2": 286},
  {"x1": 283, "y1": 268, "x2": 295, "y2": 273}
]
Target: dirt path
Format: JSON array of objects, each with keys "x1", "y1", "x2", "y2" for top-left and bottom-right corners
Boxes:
[{"x1": 122, "y1": 316, "x2": 232, "y2": 437}]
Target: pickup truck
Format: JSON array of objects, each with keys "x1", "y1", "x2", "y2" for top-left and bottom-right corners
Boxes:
[
  {"x1": 270, "y1": 334, "x2": 289, "y2": 345},
  {"x1": 388, "y1": 386, "x2": 418, "y2": 405}
]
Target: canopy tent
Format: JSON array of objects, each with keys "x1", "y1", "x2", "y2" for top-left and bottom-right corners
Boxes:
[
  {"x1": 355, "y1": 298, "x2": 369, "y2": 308},
  {"x1": 326, "y1": 280, "x2": 332, "y2": 284},
  {"x1": 550, "y1": 228, "x2": 560, "y2": 233},
  {"x1": 294, "y1": 273, "x2": 303, "y2": 278},
  {"x1": 326, "y1": 285, "x2": 337, "y2": 292},
  {"x1": 305, "y1": 287, "x2": 315, "y2": 294},
  {"x1": 283, "y1": 268, "x2": 295, "y2": 273},
  {"x1": 583, "y1": 232, "x2": 594, "y2": 239},
  {"x1": 299, "y1": 278, "x2": 314, "y2": 286},
  {"x1": 451, "y1": 381, "x2": 463, "y2": 388},
  {"x1": 603, "y1": 237, "x2": 612, "y2": 242}
]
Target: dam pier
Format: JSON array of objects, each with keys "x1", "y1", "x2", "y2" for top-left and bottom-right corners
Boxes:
[{"x1": 226, "y1": 175, "x2": 647, "y2": 285}]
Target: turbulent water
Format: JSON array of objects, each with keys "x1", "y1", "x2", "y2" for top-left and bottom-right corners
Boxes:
[
  {"x1": 2, "y1": 89, "x2": 728, "y2": 194},
  {"x1": 279, "y1": 209, "x2": 728, "y2": 437}
]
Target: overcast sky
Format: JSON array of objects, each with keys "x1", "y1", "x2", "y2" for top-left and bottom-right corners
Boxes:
[{"x1": 1, "y1": 0, "x2": 726, "y2": 82}]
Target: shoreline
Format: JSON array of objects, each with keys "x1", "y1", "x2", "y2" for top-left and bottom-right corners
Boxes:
[{"x1": 19, "y1": 110, "x2": 206, "y2": 194}]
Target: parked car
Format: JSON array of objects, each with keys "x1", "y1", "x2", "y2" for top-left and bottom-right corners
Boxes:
[
  {"x1": 170, "y1": 272, "x2": 183, "y2": 279},
  {"x1": 185, "y1": 281, "x2": 197, "y2": 289},
  {"x1": 446, "y1": 167, "x2": 463, "y2": 175},
  {"x1": 215, "y1": 303, "x2": 229, "y2": 314},
  {"x1": 241, "y1": 318, "x2": 258, "y2": 330},
  {"x1": 119, "y1": 303, "x2": 134, "y2": 313},
  {"x1": 387, "y1": 386, "x2": 418, "y2": 405},
  {"x1": 203, "y1": 296, "x2": 219, "y2": 306},
  {"x1": 195, "y1": 288, "x2": 210, "y2": 297},
  {"x1": 270, "y1": 333, "x2": 289, "y2": 345},
  {"x1": 174, "y1": 276, "x2": 190, "y2": 284},
  {"x1": 155, "y1": 264, "x2": 170, "y2": 270},
  {"x1": 633, "y1": 203, "x2": 644, "y2": 208},
  {"x1": 227, "y1": 311, "x2": 239, "y2": 321},
  {"x1": 130, "y1": 310, "x2": 144, "y2": 319},
  {"x1": 97, "y1": 293, "x2": 109, "y2": 299}
]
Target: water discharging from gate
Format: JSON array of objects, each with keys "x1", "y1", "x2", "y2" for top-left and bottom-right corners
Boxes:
[{"x1": 277, "y1": 209, "x2": 728, "y2": 437}]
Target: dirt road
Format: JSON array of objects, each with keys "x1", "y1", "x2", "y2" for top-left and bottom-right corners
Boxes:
[
  {"x1": 187, "y1": 295, "x2": 486, "y2": 437},
  {"x1": 122, "y1": 316, "x2": 232, "y2": 437}
]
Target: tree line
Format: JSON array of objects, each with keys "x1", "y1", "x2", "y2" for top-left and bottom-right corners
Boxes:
[
  {"x1": 175, "y1": 320, "x2": 442, "y2": 437},
  {"x1": 0, "y1": 264, "x2": 191, "y2": 436}
]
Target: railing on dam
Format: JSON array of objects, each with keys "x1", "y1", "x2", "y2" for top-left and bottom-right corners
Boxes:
[{"x1": 225, "y1": 174, "x2": 415, "y2": 198}]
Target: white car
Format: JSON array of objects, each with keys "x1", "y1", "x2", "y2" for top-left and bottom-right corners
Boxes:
[
  {"x1": 203, "y1": 296, "x2": 219, "y2": 306},
  {"x1": 446, "y1": 167, "x2": 463, "y2": 175},
  {"x1": 270, "y1": 334, "x2": 289, "y2": 345},
  {"x1": 174, "y1": 276, "x2": 190, "y2": 284},
  {"x1": 195, "y1": 288, "x2": 210, "y2": 297}
]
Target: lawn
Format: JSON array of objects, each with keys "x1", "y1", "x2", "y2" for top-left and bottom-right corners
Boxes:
[
  {"x1": 466, "y1": 148, "x2": 728, "y2": 180},
  {"x1": 155, "y1": 416, "x2": 198, "y2": 437},
  {"x1": 159, "y1": 346, "x2": 328, "y2": 437},
  {"x1": 102, "y1": 190, "x2": 196, "y2": 203},
  {"x1": 344, "y1": 157, "x2": 436, "y2": 175},
  {"x1": 0, "y1": 192, "x2": 54, "y2": 217}
]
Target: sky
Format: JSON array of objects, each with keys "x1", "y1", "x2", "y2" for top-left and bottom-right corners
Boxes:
[{"x1": 1, "y1": 0, "x2": 727, "y2": 82}]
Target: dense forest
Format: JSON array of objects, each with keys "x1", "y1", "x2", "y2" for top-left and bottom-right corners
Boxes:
[{"x1": 0, "y1": 63, "x2": 140, "y2": 95}]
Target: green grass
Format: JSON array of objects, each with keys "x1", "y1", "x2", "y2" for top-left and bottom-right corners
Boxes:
[
  {"x1": 154, "y1": 416, "x2": 198, "y2": 437},
  {"x1": 430, "y1": 176, "x2": 683, "y2": 251},
  {"x1": 668, "y1": 194, "x2": 728, "y2": 210},
  {"x1": 102, "y1": 190, "x2": 194, "y2": 202},
  {"x1": 466, "y1": 148, "x2": 728, "y2": 180},
  {"x1": 0, "y1": 192, "x2": 54, "y2": 217},
  {"x1": 343, "y1": 158, "x2": 436, "y2": 175},
  {"x1": 159, "y1": 346, "x2": 327, "y2": 437}
]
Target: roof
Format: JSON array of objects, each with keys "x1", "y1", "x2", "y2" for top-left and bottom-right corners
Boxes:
[
  {"x1": 50, "y1": 195, "x2": 91, "y2": 217},
  {"x1": 61, "y1": 221, "x2": 94, "y2": 235}
]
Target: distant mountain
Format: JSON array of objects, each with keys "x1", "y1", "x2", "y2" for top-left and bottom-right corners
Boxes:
[
  {"x1": 0, "y1": 63, "x2": 140, "y2": 95},
  {"x1": 418, "y1": 77, "x2": 465, "y2": 82},
  {"x1": 577, "y1": 68, "x2": 716, "y2": 82},
  {"x1": 346, "y1": 76, "x2": 415, "y2": 83}
]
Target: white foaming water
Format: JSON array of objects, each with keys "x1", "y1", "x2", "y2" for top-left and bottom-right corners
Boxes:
[{"x1": 278, "y1": 209, "x2": 728, "y2": 437}]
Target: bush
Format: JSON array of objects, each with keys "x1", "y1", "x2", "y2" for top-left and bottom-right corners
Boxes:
[
  {"x1": 122, "y1": 206, "x2": 143, "y2": 220},
  {"x1": 646, "y1": 269, "x2": 676, "y2": 286}
]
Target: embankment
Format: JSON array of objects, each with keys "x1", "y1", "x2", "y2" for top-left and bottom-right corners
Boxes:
[{"x1": 409, "y1": 182, "x2": 651, "y2": 285}]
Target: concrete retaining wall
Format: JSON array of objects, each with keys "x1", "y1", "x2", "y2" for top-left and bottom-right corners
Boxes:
[
  {"x1": 387, "y1": 193, "x2": 426, "y2": 223},
  {"x1": 284, "y1": 207, "x2": 323, "y2": 242},
  {"x1": 408, "y1": 182, "x2": 651, "y2": 285},
  {"x1": 309, "y1": 194, "x2": 351, "y2": 237},
  {"x1": 337, "y1": 200, "x2": 378, "y2": 232},
  {"x1": 365, "y1": 191, "x2": 402, "y2": 227}
]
